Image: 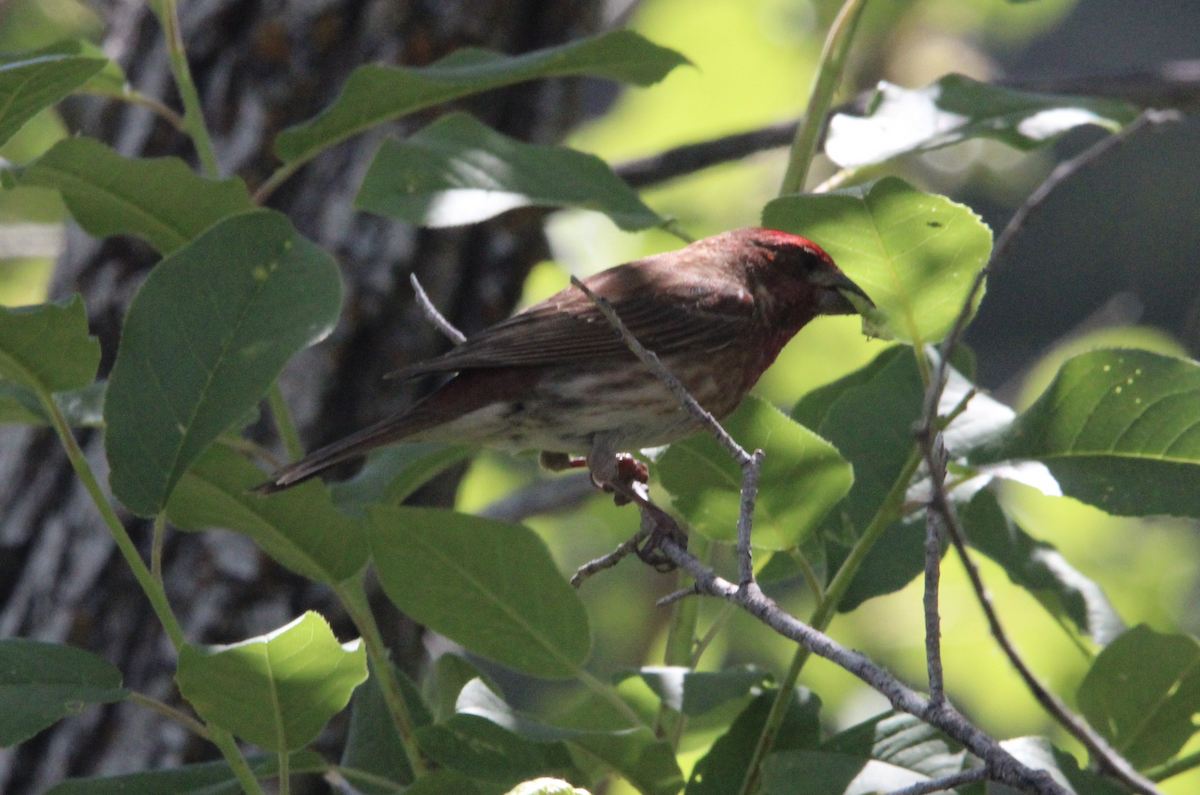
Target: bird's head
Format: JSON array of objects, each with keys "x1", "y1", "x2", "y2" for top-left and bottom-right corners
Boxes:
[{"x1": 733, "y1": 227, "x2": 874, "y2": 318}]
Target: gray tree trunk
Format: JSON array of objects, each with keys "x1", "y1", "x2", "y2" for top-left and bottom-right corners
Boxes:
[{"x1": 0, "y1": 0, "x2": 603, "y2": 790}]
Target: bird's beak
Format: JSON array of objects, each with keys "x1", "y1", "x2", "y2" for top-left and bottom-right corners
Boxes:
[{"x1": 814, "y1": 270, "x2": 874, "y2": 316}]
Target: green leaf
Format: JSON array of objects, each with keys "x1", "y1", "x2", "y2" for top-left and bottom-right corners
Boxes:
[
  {"x1": 1077, "y1": 624, "x2": 1200, "y2": 768},
  {"x1": 804, "y1": 347, "x2": 924, "y2": 608},
  {"x1": 401, "y1": 770, "x2": 483, "y2": 795},
  {"x1": 456, "y1": 678, "x2": 683, "y2": 795},
  {"x1": 431, "y1": 654, "x2": 499, "y2": 723},
  {"x1": 763, "y1": 178, "x2": 993, "y2": 346},
  {"x1": 0, "y1": 380, "x2": 106, "y2": 427},
  {"x1": 0, "y1": 55, "x2": 105, "y2": 148},
  {"x1": 686, "y1": 687, "x2": 821, "y2": 795},
  {"x1": 418, "y1": 714, "x2": 581, "y2": 785},
  {"x1": 342, "y1": 665, "x2": 431, "y2": 791},
  {"x1": 17, "y1": 138, "x2": 255, "y2": 254},
  {"x1": 962, "y1": 489, "x2": 1124, "y2": 645},
  {"x1": 369, "y1": 506, "x2": 590, "y2": 678},
  {"x1": 0, "y1": 295, "x2": 99, "y2": 396},
  {"x1": 105, "y1": 210, "x2": 343, "y2": 516},
  {"x1": 759, "y1": 752, "x2": 932, "y2": 795},
  {"x1": 615, "y1": 666, "x2": 771, "y2": 717},
  {"x1": 0, "y1": 639, "x2": 127, "y2": 747},
  {"x1": 356, "y1": 113, "x2": 663, "y2": 231},
  {"x1": 998, "y1": 737, "x2": 1125, "y2": 795},
  {"x1": 825, "y1": 74, "x2": 1137, "y2": 168},
  {"x1": 176, "y1": 612, "x2": 368, "y2": 751},
  {"x1": 820, "y1": 711, "x2": 965, "y2": 780},
  {"x1": 276, "y1": 30, "x2": 688, "y2": 165},
  {"x1": 330, "y1": 443, "x2": 474, "y2": 515},
  {"x1": 657, "y1": 396, "x2": 852, "y2": 550},
  {"x1": 42, "y1": 752, "x2": 328, "y2": 795},
  {"x1": 974, "y1": 349, "x2": 1200, "y2": 518},
  {"x1": 165, "y1": 445, "x2": 369, "y2": 584}
]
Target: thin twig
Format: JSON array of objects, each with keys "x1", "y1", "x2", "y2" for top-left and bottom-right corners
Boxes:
[
  {"x1": 914, "y1": 109, "x2": 1180, "y2": 795},
  {"x1": 126, "y1": 691, "x2": 212, "y2": 740},
  {"x1": 571, "y1": 529, "x2": 649, "y2": 587},
  {"x1": 657, "y1": 583, "x2": 701, "y2": 607},
  {"x1": 410, "y1": 273, "x2": 467, "y2": 345},
  {"x1": 653, "y1": 535, "x2": 1066, "y2": 795},
  {"x1": 922, "y1": 434, "x2": 947, "y2": 706},
  {"x1": 884, "y1": 767, "x2": 989, "y2": 795}
]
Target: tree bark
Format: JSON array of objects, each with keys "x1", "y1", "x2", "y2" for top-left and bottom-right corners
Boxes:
[{"x1": 0, "y1": 0, "x2": 603, "y2": 790}]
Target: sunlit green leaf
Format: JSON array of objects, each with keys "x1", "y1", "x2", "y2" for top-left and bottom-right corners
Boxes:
[
  {"x1": 176, "y1": 612, "x2": 367, "y2": 751},
  {"x1": 658, "y1": 396, "x2": 852, "y2": 550},
  {"x1": 821, "y1": 711, "x2": 965, "y2": 780},
  {"x1": 276, "y1": 30, "x2": 689, "y2": 165},
  {"x1": 0, "y1": 639, "x2": 126, "y2": 747},
  {"x1": 974, "y1": 349, "x2": 1200, "y2": 518},
  {"x1": 105, "y1": 210, "x2": 342, "y2": 516},
  {"x1": 166, "y1": 445, "x2": 369, "y2": 584},
  {"x1": 763, "y1": 178, "x2": 993, "y2": 346},
  {"x1": 357, "y1": 113, "x2": 663, "y2": 230},
  {"x1": 826, "y1": 74, "x2": 1137, "y2": 168},
  {"x1": 18, "y1": 138, "x2": 255, "y2": 254},
  {"x1": 369, "y1": 507, "x2": 590, "y2": 678}
]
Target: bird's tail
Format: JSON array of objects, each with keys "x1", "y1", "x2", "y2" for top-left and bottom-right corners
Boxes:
[{"x1": 251, "y1": 409, "x2": 435, "y2": 495}]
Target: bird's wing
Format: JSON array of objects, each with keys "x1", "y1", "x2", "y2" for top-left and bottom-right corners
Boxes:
[{"x1": 394, "y1": 268, "x2": 756, "y2": 377}]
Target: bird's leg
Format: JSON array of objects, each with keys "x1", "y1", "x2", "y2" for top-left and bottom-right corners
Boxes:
[
  {"x1": 542, "y1": 449, "x2": 647, "y2": 506},
  {"x1": 586, "y1": 433, "x2": 685, "y2": 569}
]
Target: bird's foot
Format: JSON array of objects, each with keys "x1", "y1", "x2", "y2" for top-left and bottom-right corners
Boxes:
[
  {"x1": 544, "y1": 449, "x2": 648, "y2": 507},
  {"x1": 636, "y1": 502, "x2": 688, "y2": 571}
]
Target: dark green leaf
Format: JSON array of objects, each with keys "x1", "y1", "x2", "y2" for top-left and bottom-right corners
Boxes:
[
  {"x1": 369, "y1": 506, "x2": 590, "y2": 678},
  {"x1": 417, "y1": 714, "x2": 580, "y2": 785},
  {"x1": 432, "y1": 654, "x2": 498, "y2": 723},
  {"x1": 0, "y1": 55, "x2": 105, "y2": 148},
  {"x1": 276, "y1": 30, "x2": 689, "y2": 165},
  {"x1": 658, "y1": 396, "x2": 852, "y2": 550},
  {"x1": 342, "y1": 664, "x2": 430, "y2": 791},
  {"x1": 760, "y1": 751, "x2": 929, "y2": 795},
  {"x1": 357, "y1": 113, "x2": 663, "y2": 230},
  {"x1": 0, "y1": 295, "x2": 99, "y2": 396},
  {"x1": 0, "y1": 379, "x2": 105, "y2": 427},
  {"x1": 999, "y1": 737, "x2": 1125, "y2": 795},
  {"x1": 0, "y1": 639, "x2": 127, "y2": 747},
  {"x1": 974, "y1": 349, "x2": 1200, "y2": 518},
  {"x1": 42, "y1": 752, "x2": 327, "y2": 795},
  {"x1": 399, "y1": 770, "x2": 483, "y2": 795},
  {"x1": 763, "y1": 178, "x2": 993, "y2": 345},
  {"x1": 330, "y1": 443, "x2": 474, "y2": 514},
  {"x1": 18, "y1": 137, "x2": 255, "y2": 254},
  {"x1": 687, "y1": 687, "x2": 820, "y2": 795},
  {"x1": 962, "y1": 489, "x2": 1124, "y2": 645},
  {"x1": 1077, "y1": 624, "x2": 1200, "y2": 768},
  {"x1": 792, "y1": 345, "x2": 907, "y2": 430},
  {"x1": 821, "y1": 711, "x2": 964, "y2": 780},
  {"x1": 615, "y1": 666, "x2": 770, "y2": 717},
  {"x1": 105, "y1": 210, "x2": 343, "y2": 516},
  {"x1": 166, "y1": 444, "x2": 369, "y2": 584},
  {"x1": 456, "y1": 678, "x2": 683, "y2": 795},
  {"x1": 176, "y1": 612, "x2": 368, "y2": 751},
  {"x1": 826, "y1": 74, "x2": 1137, "y2": 168}
]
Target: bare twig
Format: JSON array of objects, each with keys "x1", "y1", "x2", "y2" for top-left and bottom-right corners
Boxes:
[
  {"x1": 571, "y1": 529, "x2": 649, "y2": 587},
  {"x1": 569, "y1": 276, "x2": 763, "y2": 584},
  {"x1": 922, "y1": 434, "x2": 948, "y2": 706},
  {"x1": 914, "y1": 109, "x2": 1180, "y2": 795},
  {"x1": 653, "y1": 534, "x2": 1066, "y2": 795},
  {"x1": 409, "y1": 273, "x2": 467, "y2": 345},
  {"x1": 884, "y1": 767, "x2": 989, "y2": 795}
]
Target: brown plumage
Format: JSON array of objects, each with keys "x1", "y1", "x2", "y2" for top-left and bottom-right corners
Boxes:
[{"x1": 255, "y1": 227, "x2": 872, "y2": 494}]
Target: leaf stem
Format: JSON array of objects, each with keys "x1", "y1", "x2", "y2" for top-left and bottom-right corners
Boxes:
[
  {"x1": 42, "y1": 394, "x2": 186, "y2": 651},
  {"x1": 737, "y1": 444, "x2": 922, "y2": 795},
  {"x1": 149, "y1": 0, "x2": 220, "y2": 176},
  {"x1": 268, "y1": 382, "x2": 305, "y2": 461},
  {"x1": 335, "y1": 575, "x2": 427, "y2": 776},
  {"x1": 1148, "y1": 749, "x2": 1200, "y2": 782},
  {"x1": 209, "y1": 725, "x2": 269, "y2": 795},
  {"x1": 151, "y1": 512, "x2": 166, "y2": 584},
  {"x1": 778, "y1": 0, "x2": 870, "y2": 196},
  {"x1": 127, "y1": 690, "x2": 212, "y2": 739}
]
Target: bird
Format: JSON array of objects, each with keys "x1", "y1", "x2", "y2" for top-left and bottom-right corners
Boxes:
[{"x1": 254, "y1": 227, "x2": 872, "y2": 496}]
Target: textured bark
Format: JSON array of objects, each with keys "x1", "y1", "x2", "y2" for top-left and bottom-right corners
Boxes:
[{"x1": 0, "y1": 0, "x2": 603, "y2": 790}]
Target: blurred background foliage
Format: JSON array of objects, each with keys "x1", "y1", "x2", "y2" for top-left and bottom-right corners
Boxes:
[{"x1": 2, "y1": 0, "x2": 1198, "y2": 791}]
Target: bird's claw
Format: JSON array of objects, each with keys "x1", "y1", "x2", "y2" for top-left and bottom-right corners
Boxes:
[{"x1": 636, "y1": 503, "x2": 687, "y2": 571}]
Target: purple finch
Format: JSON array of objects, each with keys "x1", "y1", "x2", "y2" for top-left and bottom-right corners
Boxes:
[{"x1": 256, "y1": 227, "x2": 871, "y2": 494}]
